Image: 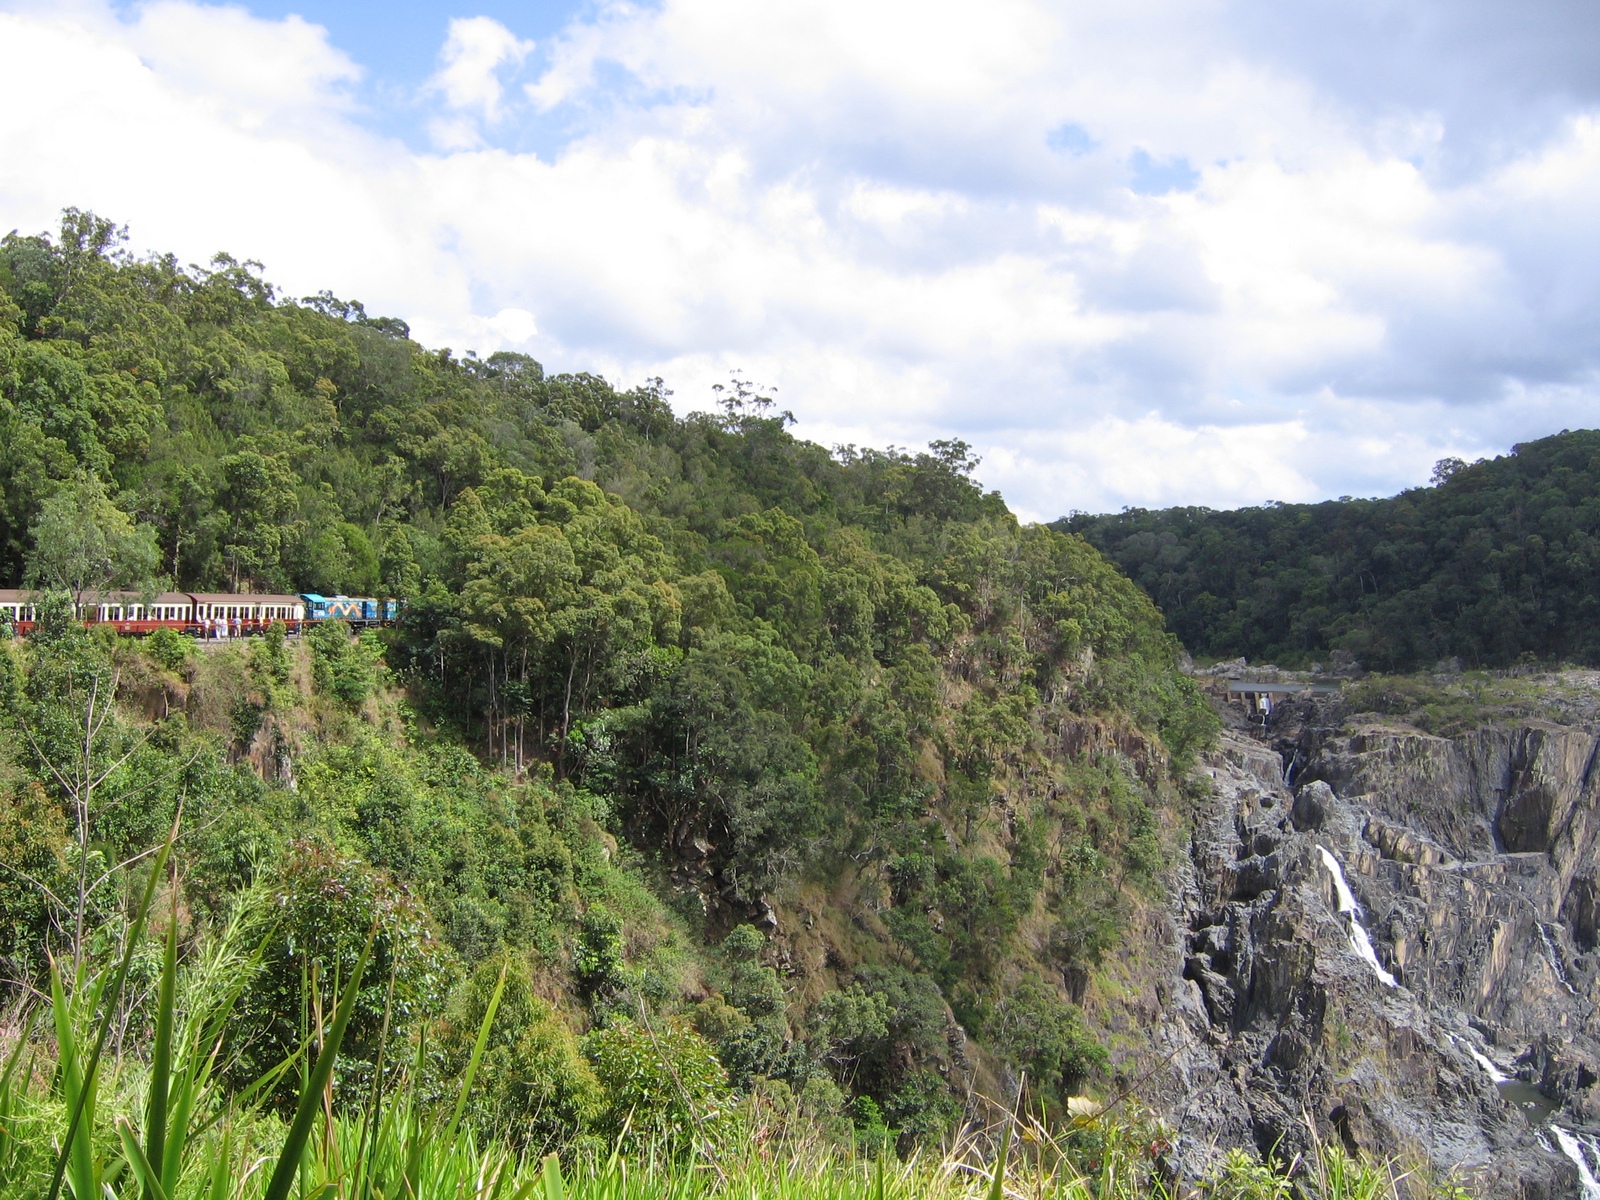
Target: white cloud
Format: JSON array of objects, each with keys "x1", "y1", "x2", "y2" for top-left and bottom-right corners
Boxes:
[
  {"x1": 2, "y1": 0, "x2": 1600, "y2": 521},
  {"x1": 427, "y1": 16, "x2": 534, "y2": 128},
  {"x1": 127, "y1": 0, "x2": 361, "y2": 131},
  {"x1": 489, "y1": 307, "x2": 539, "y2": 343}
]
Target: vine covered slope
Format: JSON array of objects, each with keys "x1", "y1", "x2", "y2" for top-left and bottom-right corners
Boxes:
[{"x1": 0, "y1": 211, "x2": 1216, "y2": 1151}]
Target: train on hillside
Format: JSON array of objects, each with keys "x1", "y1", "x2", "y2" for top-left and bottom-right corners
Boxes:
[{"x1": 0, "y1": 590, "x2": 400, "y2": 639}]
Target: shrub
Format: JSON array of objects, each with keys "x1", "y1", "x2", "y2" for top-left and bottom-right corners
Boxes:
[
  {"x1": 307, "y1": 621, "x2": 386, "y2": 709},
  {"x1": 721, "y1": 924, "x2": 786, "y2": 1021},
  {"x1": 988, "y1": 975, "x2": 1106, "y2": 1106},
  {"x1": 438, "y1": 954, "x2": 601, "y2": 1153},
  {"x1": 810, "y1": 983, "x2": 889, "y2": 1071},
  {"x1": 228, "y1": 840, "x2": 449, "y2": 1106},
  {"x1": 0, "y1": 781, "x2": 68, "y2": 976},
  {"x1": 573, "y1": 903, "x2": 625, "y2": 1000},
  {"x1": 585, "y1": 1017, "x2": 733, "y2": 1154},
  {"x1": 699, "y1": 923, "x2": 797, "y2": 1086},
  {"x1": 145, "y1": 625, "x2": 190, "y2": 672},
  {"x1": 883, "y1": 1068, "x2": 962, "y2": 1147}
]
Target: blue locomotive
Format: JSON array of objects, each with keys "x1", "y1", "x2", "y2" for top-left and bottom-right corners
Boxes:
[{"x1": 299, "y1": 594, "x2": 401, "y2": 625}]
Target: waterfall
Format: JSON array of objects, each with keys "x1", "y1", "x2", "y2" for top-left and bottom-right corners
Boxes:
[
  {"x1": 1465, "y1": 1041, "x2": 1508, "y2": 1082},
  {"x1": 1551, "y1": 1127, "x2": 1600, "y2": 1200},
  {"x1": 1316, "y1": 846, "x2": 1398, "y2": 987},
  {"x1": 1450, "y1": 1034, "x2": 1508, "y2": 1082},
  {"x1": 1540, "y1": 923, "x2": 1579, "y2": 995}
]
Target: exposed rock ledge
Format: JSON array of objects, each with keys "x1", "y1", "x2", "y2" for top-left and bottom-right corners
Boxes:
[{"x1": 1127, "y1": 700, "x2": 1600, "y2": 1198}]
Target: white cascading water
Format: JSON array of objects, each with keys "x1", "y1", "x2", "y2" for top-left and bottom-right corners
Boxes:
[
  {"x1": 1316, "y1": 846, "x2": 1398, "y2": 987},
  {"x1": 1452, "y1": 1035, "x2": 1509, "y2": 1082},
  {"x1": 1540, "y1": 923, "x2": 1579, "y2": 995},
  {"x1": 1551, "y1": 1127, "x2": 1600, "y2": 1200}
]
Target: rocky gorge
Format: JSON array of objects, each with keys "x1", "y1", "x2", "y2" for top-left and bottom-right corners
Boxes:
[{"x1": 1116, "y1": 672, "x2": 1600, "y2": 1198}]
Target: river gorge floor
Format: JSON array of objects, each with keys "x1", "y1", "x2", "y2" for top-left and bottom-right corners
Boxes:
[{"x1": 1103, "y1": 669, "x2": 1600, "y2": 1198}]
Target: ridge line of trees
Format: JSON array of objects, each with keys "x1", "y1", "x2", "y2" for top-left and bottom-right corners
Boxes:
[{"x1": 1062, "y1": 431, "x2": 1600, "y2": 672}]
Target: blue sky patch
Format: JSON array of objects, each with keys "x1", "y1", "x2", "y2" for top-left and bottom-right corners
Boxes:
[
  {"x1": 1128, "y1": 149, "x2": 1200, "y2": 195},
  {"x1": 1047, "y1": 123, "x2": 1096, "y2": 155}
]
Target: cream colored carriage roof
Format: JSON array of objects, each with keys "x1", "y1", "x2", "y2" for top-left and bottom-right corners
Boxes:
[
  {"x1": 0, "y1": 590, "x2": 195, "y2": 606},
  {"x1": 186, "y1": 594, "x2": 305, "y2": 607}
]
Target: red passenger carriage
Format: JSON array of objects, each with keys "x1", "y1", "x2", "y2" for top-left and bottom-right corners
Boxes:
[{"x1": 0, "y1": 590, "x2": 307, "y2": 637}]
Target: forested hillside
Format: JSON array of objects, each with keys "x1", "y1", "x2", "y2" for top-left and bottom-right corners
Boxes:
[
  {"x1": 0, "y1": 210, "x2": 1215, "y2": 1161},
  {"x1": 1063, "y1": 430, "x2": 1600, "y2": 672}
]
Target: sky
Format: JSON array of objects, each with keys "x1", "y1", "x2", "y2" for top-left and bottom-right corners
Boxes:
[{"x1": 2, "y1": 0, "x2": 1599, "y2": 520}]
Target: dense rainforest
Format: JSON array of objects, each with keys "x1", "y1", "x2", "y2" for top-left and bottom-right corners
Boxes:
[
  {"x1": 0, "y1": 210, "x2": 1217, "y2": 1166},
  {"x1": 1063, "y1": 429, "x2": 1600, "y2": 673}
]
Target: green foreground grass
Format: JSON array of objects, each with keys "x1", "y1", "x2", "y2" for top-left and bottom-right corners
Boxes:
[
  {"x1": 1, "y1": 1057, "x2": 1443, "y2": 1200},
  {"x1": 0, "y1": 837, "x2": 1460, "y2": 1200}
]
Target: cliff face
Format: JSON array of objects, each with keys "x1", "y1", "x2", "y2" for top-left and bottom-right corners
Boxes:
[{"x1": 1128, "y1": 690, "x2": 1600, "y2": 1198}]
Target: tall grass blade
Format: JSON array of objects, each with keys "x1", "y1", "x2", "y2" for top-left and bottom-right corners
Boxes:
[
  {"x1": 542, "y1": 1153, "x2": 565, "y2": 1200},
  {"x1": 205, "y1": 1125, "x2": 231, "y2": 1200},
  {"x1": 260, "y1": 923, "x2": 376, "y2": 1200},
  {"x1": 443, "y1": 962, "x2": 507, "y2": 1146},
  {"x1": 118, "y1": 1118, "x2": 172, "y2": 1200},
  {"x1": 46, "y1": 829, "x2": 174, "y2": 1200},
  {"x1": 988, "y1": 1107, "x2": 1013, "y2": 1200},
  {"x1": 352, "y1": 967, "x2": 397, "y2": 1200},
  {"x1": 144, "y1": 890, "x2": 179, "y2": 1195},
  {"x1": 402, "y1": 1021, "x2": 428, "y2": 1200},
  {"x1": 49, "y1": 958, "x2": 96, "y2": 1200}
]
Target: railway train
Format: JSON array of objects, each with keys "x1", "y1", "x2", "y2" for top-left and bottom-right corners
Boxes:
[{"x1": 0, "y1": 590, "x2": 400, "y2": 638}]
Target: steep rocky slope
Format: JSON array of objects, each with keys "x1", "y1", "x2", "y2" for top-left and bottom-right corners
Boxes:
[{"x1": 1113, "y1": 677, "x2": 1600, "y2": 1197}]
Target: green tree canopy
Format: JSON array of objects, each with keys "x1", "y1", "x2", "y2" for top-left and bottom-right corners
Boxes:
[{"x1": 25, "y1": 471, "x2": 160, "y2": 600}]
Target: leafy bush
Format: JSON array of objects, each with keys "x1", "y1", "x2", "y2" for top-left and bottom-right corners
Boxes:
[
  {"x1": 437, "y1": 954, "x2": 601, "y2": 1152},
  {"x1": 229, "y1": 840, "x2": 449, "y2": 1106},
  {"x1": 573, "y1": 904, "x2": 625, "y2": 1000},
  {"x1": 0, "y1": 781, "x2": 68, "y2": 975},
  {"x1": 987, "y1": 975, "x2": 1107, "y2": 1106},
  {"x1": 145, "y1": 625, "x2": 190, "y2": 672},
  {"x1": 882, "y1": 1069, "x2": 962, "y2": 1147},
  {"x1": 584, "y1": 1018, "x2": 733, "y2": 1154},
  {"x1": 307, "y1": 621, "x2": 386, "y2": 709}
]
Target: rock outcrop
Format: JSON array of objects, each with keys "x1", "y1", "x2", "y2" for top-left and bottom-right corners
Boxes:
[{"x1": 1133, "y1": 691, "x2": 1600, "y2": 1197}]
